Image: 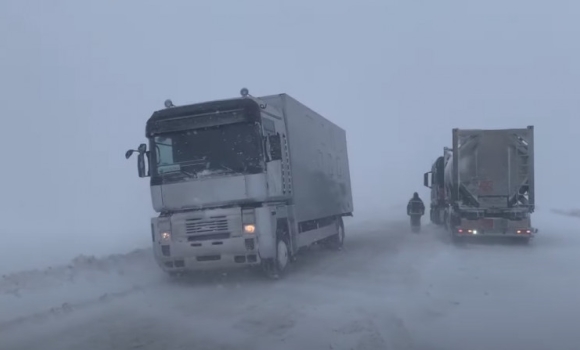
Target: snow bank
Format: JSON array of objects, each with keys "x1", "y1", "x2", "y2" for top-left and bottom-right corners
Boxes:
[{"x1": 0, "y1": 249, "x2": 160, "y2": 331}]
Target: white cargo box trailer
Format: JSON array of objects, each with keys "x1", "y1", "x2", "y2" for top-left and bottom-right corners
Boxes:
[{"x1": 260, "y1": 94, "x2": 354, "y2": 231}]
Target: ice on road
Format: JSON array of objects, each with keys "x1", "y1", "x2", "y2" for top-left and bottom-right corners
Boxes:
[{"x1": 1, "y1": 213, "x2": 579, "y2": 350}]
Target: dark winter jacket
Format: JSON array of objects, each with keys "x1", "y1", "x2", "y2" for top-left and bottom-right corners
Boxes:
[{"x1": 407, "y1": 193, "x2": 425, "y2": 216}]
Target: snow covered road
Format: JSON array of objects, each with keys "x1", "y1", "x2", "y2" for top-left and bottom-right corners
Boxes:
[{"x1": 1, "y1": 214, "x2": 579, "y2": 350}]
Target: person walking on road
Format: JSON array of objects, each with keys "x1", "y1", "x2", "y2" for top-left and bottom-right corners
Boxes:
[{"x1": 407, "y1": 192, "x2": 425, "y2": 230}]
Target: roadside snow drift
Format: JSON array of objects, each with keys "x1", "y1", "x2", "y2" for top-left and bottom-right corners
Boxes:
[{"x1": 0, "y1": 249, "x2": 158, "y2": 331}]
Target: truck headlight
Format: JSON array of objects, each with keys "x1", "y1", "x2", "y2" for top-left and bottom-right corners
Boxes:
[
  {"x1": 160, "y1": 232, "x2": 171, "y2": 241},
  {"x1": 242, "y1": 208, "x2": 256, "y2": 234}
]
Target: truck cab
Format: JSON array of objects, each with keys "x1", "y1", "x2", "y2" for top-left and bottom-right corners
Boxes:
[
  {"x1": 126, "y1": 91, "x2": 290, "y2": 276},
  {"x1": 423, "y1": 155, "x2": 446, "y2": 225}
]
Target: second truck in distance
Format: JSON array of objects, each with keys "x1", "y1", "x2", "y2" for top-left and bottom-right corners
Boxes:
[{"x1": 423, "y1": 126, "x2": 537, "y2": 242}]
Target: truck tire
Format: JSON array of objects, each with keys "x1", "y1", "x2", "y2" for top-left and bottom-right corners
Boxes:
[
  {"x1": 262, "y1": 227, "x2": 291, "y2": 279},
  {"x1": 276, "y1": 238, "x2": 290, "y2": 274},
  {"x1": 262, "y1": 237, "x2": 290, "y2": 280},
  {"x1": 328, "y1": 217, "x2": 345, "y2": 250},
  {"x1": 430, "y1": 208, "x2": 440, "y2": 225}
]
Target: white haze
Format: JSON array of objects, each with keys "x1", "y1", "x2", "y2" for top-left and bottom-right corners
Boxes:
[{"x1": 0, "y1": 0, "x2": 579, "y2": 272}]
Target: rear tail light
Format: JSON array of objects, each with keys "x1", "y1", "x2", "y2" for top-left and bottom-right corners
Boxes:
[{"x1": 457, "y1": 229, "x2": 477, "y2": 234}]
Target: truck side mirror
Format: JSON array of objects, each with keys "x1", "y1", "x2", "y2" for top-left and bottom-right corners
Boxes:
[
  {"x1": 423, "y1": 172, "x2": 432, "y2": 188},
  {"x1": 126, "y1": 143, "x2": 150, "y2": 178},
  {"x1": 125, "y1": 149, "x2": 135, "y2": 159},
  {"x1": 268, "y1": 134, "x2": 282, "y2": 161},
  {"x1": 138, "y1": 153, "x2": 147, "y2": 178}
]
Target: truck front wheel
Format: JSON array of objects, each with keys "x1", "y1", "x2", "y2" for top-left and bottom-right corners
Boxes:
[
  {"x1": 430, "y1": 208, "x2": 439, "y2": 225},
  {"x1": 262, "y1": 236, "x2": 290, "y2": 279},
  {"x1": 276, "y1": 239, "x2": 290, "y2": 273}
]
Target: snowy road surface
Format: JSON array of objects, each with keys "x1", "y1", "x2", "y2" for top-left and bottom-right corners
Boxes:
[{"x1": 1, "y1": 213, "x2": 580, "y2": 350}]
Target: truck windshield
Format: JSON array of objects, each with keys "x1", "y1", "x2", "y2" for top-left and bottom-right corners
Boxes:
[{"x1": 151, "y1": 122, "x2": 263, "y2": 181}]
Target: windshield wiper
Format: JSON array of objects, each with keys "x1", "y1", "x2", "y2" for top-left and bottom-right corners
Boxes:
[
  {"x1": 161, "y1": 168, "x2": 197, "y2": 179},
  {"x1": 213, "y1": 163, "x2": 235, "y2": 173}
]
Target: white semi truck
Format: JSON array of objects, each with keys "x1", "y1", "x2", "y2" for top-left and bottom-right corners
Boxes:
[{"x1": 126, "y1": 89, "x2": 354, "y2": 277}]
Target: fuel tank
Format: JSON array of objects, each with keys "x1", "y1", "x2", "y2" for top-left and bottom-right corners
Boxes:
[{"x1": 443, "y1": 127, "x2": 534, "y2": 210}]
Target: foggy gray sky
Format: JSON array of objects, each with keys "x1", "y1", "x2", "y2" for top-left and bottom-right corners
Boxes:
[{"x1": 1, "y1": 0, "x2": 578, "y2": 272}]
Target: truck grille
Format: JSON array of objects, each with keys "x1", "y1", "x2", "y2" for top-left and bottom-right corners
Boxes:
[{"x1": 185, "y1": 216, "x2": 230, "y2": 240}]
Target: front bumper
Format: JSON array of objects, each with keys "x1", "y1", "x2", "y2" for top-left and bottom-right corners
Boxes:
[{"x1": 154, "y1": 235, "x2": 262, "y2": 272}]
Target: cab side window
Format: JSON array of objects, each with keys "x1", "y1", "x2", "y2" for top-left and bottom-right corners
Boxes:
[{"x1": 262, "y1": 118, "x2": 276, "y2": 136}]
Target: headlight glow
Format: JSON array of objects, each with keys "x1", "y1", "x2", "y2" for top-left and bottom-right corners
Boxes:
[
  {"x1": 161, "y1": 232, "x2": 171, "y2": 241},
  {"x1": 244, "y1": 224, "x2": 256, "y2": 234}
]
